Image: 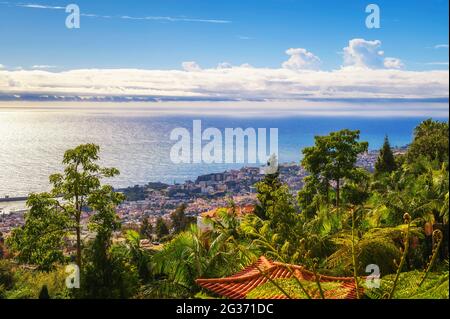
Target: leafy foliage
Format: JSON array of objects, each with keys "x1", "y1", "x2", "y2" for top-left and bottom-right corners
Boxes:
[
  {"x1": 247, "y1": 279, "x2": 350, "y2": 299},
  {"x1": 3, "y1": 119, "x2": 449, "y2": 299},
  {"x1": 144, "y1": 221, "x2": 255, "y2": 299},
  {"x1": 170, "y1": 204, "x2": 196, "y2": 234},
  {"x1": 7, "y1": 144, "x2": 123, "y2": 271},
  {"x1": 7, "y1": 194, "x2": 68, "y2": 271},
  {"x1": 407, "y1": 119, "x2": 449, "y2": 164},
  {"x1": 365, "y1": 270, "x2": 449, "y2": 299},
  {"x1": 375, "y1": 136, "x2": 397, "y2": 176},
  {"x1": 2, "y1": 265, "x2": 70, "y2": 299},
  {"x1": 301, "y1": 129, "x2": 368, "y2": 209}
]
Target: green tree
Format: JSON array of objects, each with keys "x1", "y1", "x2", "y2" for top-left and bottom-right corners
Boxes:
[
  {"x1": 7, "y1": 194, "x2": 68, "y2": 271},
  {"x1": 77, "y1": 186, "x2": 139, "y2": 299},
  {"x1": 301, "y1": 129, "x2": 369, "y2": 210},
  {"x1": 80, "y1": 240, "x2": 139, "y2": 299},
  {"x1": 38, "y1": 285, "x2": 50, "y2": 299},
  {"x1": 8, "y1": 144, "x2": 122, "y2": 272},
  {"x1": 254, "y1": 169, "x2": 282, "y2": 220},
  {"x1": 244, "y1": 179, "x2": 304, "y2": 263},
  {"x1": 140, "y1": 218, "x2": 153, "y2": 239},
  {"x1": 155, "y1": 217, "x2": 169, "y2": 239},
  {"x1": 170, "y1": 204, "x2": 195, "y2": 234},
  {"x1": 407, "y1": 119, "x2": 449, "y2": 164},
  {"x1": 375, "y1": 136, "x2": 397, "y2": 176},
  {"x1": 0, "y1": 232, "x2": 4, "y2": 259},
  {"x1": 144, "y1": 224, "x2": 253, "y2": 298},
  {"x1": 124, "y1": 230, "x2": 152, "y2": 282}
]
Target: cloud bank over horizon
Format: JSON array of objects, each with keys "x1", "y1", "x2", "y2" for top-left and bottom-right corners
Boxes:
[{"x1": 0, "y1": 39, "x2": 448, "y2": 103}]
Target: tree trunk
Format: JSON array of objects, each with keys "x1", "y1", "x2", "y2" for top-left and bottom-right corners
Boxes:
[
  {"x1": 336, "y1": 179, "x2": 340, "y2": 210},
  {"x1": 75, "y1": 193, "x2": 82, "y2": 271},
  {"x1": 75, "y1": 214, "x2": 82, "y2": 271}
]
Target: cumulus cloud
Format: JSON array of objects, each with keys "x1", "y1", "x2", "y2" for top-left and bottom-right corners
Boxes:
[
  {"x1": 343, "y1": 38, "x2": 403, "y2": 69},
  {"x1": 0, "y1": 39, "x2": 447, "y2": 102},
  {"x1": 282, "y1": 48, "x2": 321, "y2": 70},
  {"x1": 383, "y1": 57, "x2": 404, "y2": 69},
  {"x1": 182, "y1": 61, "x2": 202, "y2": 72},
  {"x1": 217, "y1": 62, "x2": 233, "y2": 69}
]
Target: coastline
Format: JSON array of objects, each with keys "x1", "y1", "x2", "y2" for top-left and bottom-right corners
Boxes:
[{"x1": 0, "y1": 147, "x2": 407, "y2": 217}]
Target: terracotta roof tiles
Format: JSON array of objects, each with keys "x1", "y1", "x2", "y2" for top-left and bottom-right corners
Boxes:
[{"x1": 196, "y1": 256, "x2": 363, "y2": 299}]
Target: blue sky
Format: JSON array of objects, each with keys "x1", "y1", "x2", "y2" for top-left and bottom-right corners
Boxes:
[
  {"x1": 0, "y1": 0, "x2": 448, "y2": 71},
  {"x1": 0, "y1": 0, "x2": 448, "y2": 103}
]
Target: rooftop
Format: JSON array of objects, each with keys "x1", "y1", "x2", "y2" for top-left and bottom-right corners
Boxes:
[
  {"x1": 201, "y1": 205, "x2": 255, "y2": 219},
  {"x1": 196, "y1": 256, "x2": 362, "y2": 299}
]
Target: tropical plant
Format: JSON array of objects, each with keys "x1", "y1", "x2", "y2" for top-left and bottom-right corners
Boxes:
[
  {"x1": 406, "y1": 118, "x2": 449, "y2": 164},
  {"x1": 7, "y1": 144, "x2": 123, "y2": 272},
  {"x1": 141, "y1": 223, "x2": 254, "y2": 299}
]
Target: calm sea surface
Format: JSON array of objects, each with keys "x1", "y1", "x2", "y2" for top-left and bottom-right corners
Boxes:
[{"x1": 0, "y1": 104, "x2": 448, "y2": 198}]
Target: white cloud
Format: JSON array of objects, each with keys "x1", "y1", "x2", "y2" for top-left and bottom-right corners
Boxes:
[
  {"x1": 343, "y1": 38, "x2": 403, "y2": 69},
  {"x1": 18, "y1": 4, "x2": 65, "y2": 10},
  {"x1": 182, "y1": 61, "x2": 202, "y2": 72},
  {"x1": 0, "y1": 39, "x2": 446, "y2": 102},
  {"x1": 434, "y1": 44, "x2": 449, "y2": 49},
  {"x1": 0, "y1": 64, "x2": 447, "y2": 101},
  {"x1": 426, "y1": 62, "x2": 449, "y2": 66},
  {"x1": 383, "y1": 57, "x2": 404, "y2": 69},
  {"x1": 119, "y1": 15, "x2": 230, "y2": 23},
  {"x1": 0, "y1": 64, "x2": 4, "y2": 69},
  {"x1": 3, "y1": 2, "x2": 231, "y2": 24},
  {"x1": 282, "y1": 48, "x2": 321, "y2": 70},
  {"x1": 217, "y1": 62, "x2": 233, "y2": 69},
  {"x1": 32, "y1": 65, "x2": 56, "y2": 69}
]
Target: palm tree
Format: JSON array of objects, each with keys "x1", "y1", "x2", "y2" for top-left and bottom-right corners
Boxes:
[
  {"x1": 124, "y1": 230, "x2": 152, "y2": 282},
  {"x1": 371, "y1": 159, "x2": 449, "y2": 226},
  {"x1": 141, "y1": 222, "x2": 253, "y2": 299}
]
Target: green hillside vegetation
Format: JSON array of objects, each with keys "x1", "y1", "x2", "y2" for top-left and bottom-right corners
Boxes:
[{"x1": 1, "y1": 119, "x2": 448, "y2": 299}]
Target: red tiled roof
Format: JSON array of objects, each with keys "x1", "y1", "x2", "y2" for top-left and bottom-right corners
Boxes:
[
  {"x1": 201, "y1": 205, "x2": 255, "y2": 219},
  {"x1": 196, "y1": 256, "x2": 363, "y2": 299}
]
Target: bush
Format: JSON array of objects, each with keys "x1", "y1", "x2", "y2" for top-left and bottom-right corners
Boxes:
[
  {"x1": 0, "y1": 260, "x2": 15, "y2": 298},
  {"x1": 3, "y1": 266, "x2": 70, "y2": 299},
  {"x1": 77, "y1": 243, "x2": 140, "y2": 299}
]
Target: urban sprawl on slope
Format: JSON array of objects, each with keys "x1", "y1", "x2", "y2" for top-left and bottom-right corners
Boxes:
[{"x1": 0, "y1": 148, "x2": 407, "y2": 238}]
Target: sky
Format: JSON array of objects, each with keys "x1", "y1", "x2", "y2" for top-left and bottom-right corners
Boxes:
[{"x1": 0, "y1": 0, "x2": 448, "y2": 103}]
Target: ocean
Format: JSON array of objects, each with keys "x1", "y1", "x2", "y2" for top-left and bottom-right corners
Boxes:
[{"x1": 0, "y1": 103, "x2": 448, "y2": 198}]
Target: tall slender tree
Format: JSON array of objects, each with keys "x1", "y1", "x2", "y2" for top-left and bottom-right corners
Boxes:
[
  {"x1": 140, "y1": 217, "x2": 153, "y2": 239},
  {"x1": 155, "y1": 217, "x2": 170, "y2": 239},
  {"x1": 254, "y1": 169, "x2": 282, "y2": 220},
  {"x1": 8, "y1": 144, "x2": 122, "y2": 272},
  {"x1": 375, "y1": 136, "x2": 397, "y2": 176}
]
